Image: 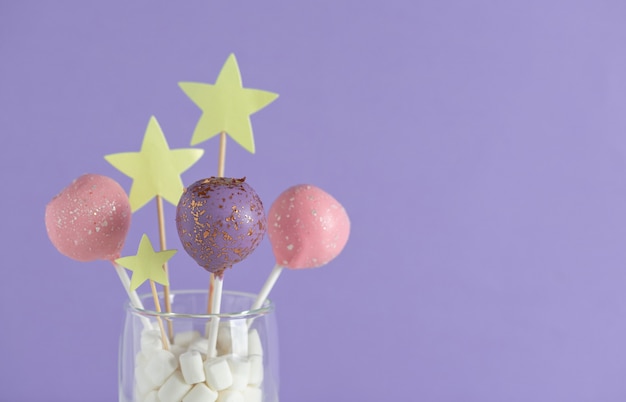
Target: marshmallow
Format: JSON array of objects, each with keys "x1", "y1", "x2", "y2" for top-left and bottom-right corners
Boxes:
[
  {"x1": 248, "y1": 355, "x2": 264, "y2": 386},
  {"x1": 242, "y1": 387, "x2": 262, "y2": 402},
  {"x1": 135, "y1": 350, "x2": 152, "y2": 368},
  {"x1": 132, "y1": 387, "x2": 142, "y2": 402},
  {"x1": 204, "y1": 357, "x2": 233, "y2": 391},
  {"x1": 142, "y1": 389, "x2": 159, "y2": 402},
  {"x1": 216, "y1": 321, "x2": 249, "y2": 356},
  {"x1": 134, "y1": 365, "x2": 158, "y2": 398},
  {"x1": 247, "y1": 329, "x2": 263, "y2": 356},
  {"x1": 169, "y1": 344, "x2": 186, "y2": 360},
  {"x1": 183, "y1": 383, "x2": 218, "y2": 402},
  {"x1": 229, "y1": 320, "x2": 249, "y2": 356},
  {"x1": 141, "y1": 329, "x2": 165, "y2": 352},
  {"x1": 180, "y1": 350, "x2": 206, "y2": 384},
  {"x1": 217, "y1": 389, "x2": 244, "y2": 402},
  {"x1": 158, "y1": 371, "x2": 192, "y2": 402},
  {"x1": 216, "y1": 324, "x2": 232, "y2": 355},
  {"x1": 189, "y1": 337, "x2": 210, "y2": 356},
  {"x1": 174, "y1": 330, "x2": 201, "y2": 348},
  {"x1": 226, "y1": 356, "x2": 251, "y2": 390},
  {"x1": 145, "y1": 349, "x2": 178, "y2": 386}
]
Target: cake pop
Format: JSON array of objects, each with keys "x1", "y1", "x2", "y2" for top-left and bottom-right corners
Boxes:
[
  {"x1": 175, "y1": 177, "x2": 266, "y2": 277},
  {"x1": 45, "y1": 173, "x2": 132, "y2": 262},
  {"x1": 176, "y1": 176, "x2": 267, "y2": 358},
  {"x1": 45, "y1": 173, "x2": 148, "y2": 317},
  {"x1": 268, "y1": 184, "x2": 350, "y2": 269},
  {"x1": 251, "y1": 184, "x2": 350, "y2": 311}
]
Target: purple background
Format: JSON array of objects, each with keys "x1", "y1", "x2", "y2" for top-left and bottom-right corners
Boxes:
[{"x1": 2, "y1": 1, "x2": 626, "y2": 401}]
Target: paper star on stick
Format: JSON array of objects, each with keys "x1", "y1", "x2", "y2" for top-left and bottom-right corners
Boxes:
[
  {"x1": 115, "y1": 234, "x2": 176, "y2": 291},
  {"x1": 104, "y1": 116, "x2": 204, "y2": 212},
  {"x1": 179, "y1": 53, "x2": 279, "y2": 153}
]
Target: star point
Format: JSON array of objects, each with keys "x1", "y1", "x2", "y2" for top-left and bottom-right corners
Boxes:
[
  {"x1": 115, "y1": 234, "x2": 176, "y2": 291},
  {"x1": 179, "y1": 53, "x2": 279, "y2": 153},
  {"x1": 105, "y1": 116, "x2": 204, "y2": 211}
]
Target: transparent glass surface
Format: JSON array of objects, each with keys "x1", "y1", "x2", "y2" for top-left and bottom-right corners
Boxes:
[{"x1": 119, "y1": 290, "x2": 279, "y2": 402}]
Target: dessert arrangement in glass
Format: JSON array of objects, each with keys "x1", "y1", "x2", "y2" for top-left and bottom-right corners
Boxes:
[{"x1": 44, "y1": 54, "x2": 350, "y2": 402}]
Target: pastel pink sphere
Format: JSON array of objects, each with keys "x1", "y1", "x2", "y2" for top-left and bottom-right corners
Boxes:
[
  {"x1": 45, "y1": 174, "x2": 131, "y2": 262},
  {"x1": 268, "y1": 184, "x2": 350, "y2": 269}
]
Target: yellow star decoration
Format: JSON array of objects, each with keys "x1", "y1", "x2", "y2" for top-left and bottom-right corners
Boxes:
[
  {"x1": 104, "y1": 116, "x2": 204, "y2": 212},
  {"x1": 115, "y1": 234, "x2": 176, "y2": 291},
  {"x1": 179, "y1": 53, "x2": 279, "y2": 153}
]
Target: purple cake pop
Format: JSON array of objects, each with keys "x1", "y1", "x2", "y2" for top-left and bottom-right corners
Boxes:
[{"x1": 176, "y1": 177, "x2": 266, "y2": 276}]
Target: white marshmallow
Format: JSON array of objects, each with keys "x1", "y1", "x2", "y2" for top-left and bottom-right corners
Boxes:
[
  {"x1": 174, "y1": 330, "x2": 201, "y2": 347},
  {"x1": 158, "y1": 371, "x2": 192, "y2": 402},
  {"x1": 179, "y1": 350, "x2": 206, "y2": 384},
  {"x1": 226, "y1": 356, "x2": 251, "y2": 390},
  {"x1": 229, "y1": 320, "x2": 249, "y2": 356},
  {"x1": 141, "y1": 329, "x2": 165, "y2": 352},
  {"x1": 170, "y1": 344, "x2": 186, "y2": 360},
  {"x1": 217, "y1": 389, "x2": 244, "y2": 402},
  {"x1": 204, "y1": 357, "x2": 233, "y2": 391},
  {"x1": 145, "y1": 349, "x2": 178, "y2": 386},
  {"x1": 135, "y1": 350, "x2": 152, "y2": 368},
  {"x1": 183, "y1": 383, "x2": 218, "y2": 402},
  {"x1": 132, "y1": 387, "x2": 142, "y2": 402},
  {"x1": 216, "y1": 324, "x2": 233, "y2": 355},
  {"x1": 189, "y1": 337, "x2": 210, "y2": 356},
  {"x1": 242, "y1": 387, "x2": 262, "y2": 402},
  {"x1": 247, "y1": 330, "x2": 263, "y2": 356},
  {"x1": 142, "y1": 389, "x2": 159, "y2": 402},
  {"x1": 134, "y1": 365, "x2": 158, "y2": 397},
  {"x1": 247, "y1": 355, "x2": 264, "y2": 386}
]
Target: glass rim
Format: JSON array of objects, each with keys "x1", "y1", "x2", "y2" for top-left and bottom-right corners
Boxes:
[{"x1": 126, "y1": 289, "x2": 274, "y2": 319}]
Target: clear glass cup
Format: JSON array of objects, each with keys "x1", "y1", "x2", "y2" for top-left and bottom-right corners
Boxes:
[{"x1": 119, "y1": 290, "x2": 279, "y2": 402}]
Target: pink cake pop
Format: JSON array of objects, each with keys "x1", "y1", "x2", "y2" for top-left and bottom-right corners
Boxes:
[
  {"x1": 268, "y1": 184, "x2": 350, "y2": 269},
  {"x1": 45, "y1": 173, "x2": 132, "y2": 262},
  {"x1": 251, "y1": 184, "x2": 350, "y2": 311}
]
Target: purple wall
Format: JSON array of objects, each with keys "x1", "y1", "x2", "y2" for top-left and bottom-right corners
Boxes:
[{"x1": 3, "y1": 1, "x2": 626, "y2": 401}]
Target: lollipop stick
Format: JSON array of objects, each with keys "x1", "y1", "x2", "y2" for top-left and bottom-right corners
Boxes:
[
  {"x1": 113, "y1": 262, "x2": 144, "y2": 309},
  {"x1": 252, "y1": 264, "x2": 283, "y2": 310},
  {"x1": 206, "y1": 276, "x2": 214, "y2": 314},
  {"x1": 207, "y1": 132, "x2": 227, "y2": 316},
  {"x1": 156, "y1": 195, "x2": 174, "y2": 341},
  {"x1": 149, "y1": 279, "x2": 170, "y2": 351},
  {"x1": 206, "y1": 275, "x2": 224, "y2": 358},
  {"x1": 217, "y1": 131, "x2": 226, "y2": 177},
  {"x1": 112, "y1": 262, "x2": 151, "y2": 329},
  {"x1": 247, "y1": 264, "x2": 283, "y2": 327}
]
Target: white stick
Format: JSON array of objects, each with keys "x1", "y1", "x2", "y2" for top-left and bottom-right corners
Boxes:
[
  {"x1": 113, "y1": 263, "x2": 145, "y2": 308},
  {"x1": 207, "y1": 275, "x2": 224, "y2": 358},
  {"x1": 247, "y1": 264, "x2": 283, "y2": 327},
  {"x1": 252, "y1": 264, "x2": 283, "y2": 310},
  {"x1": 113, "y1": 262, "x2": 151, "y2": 329}
]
